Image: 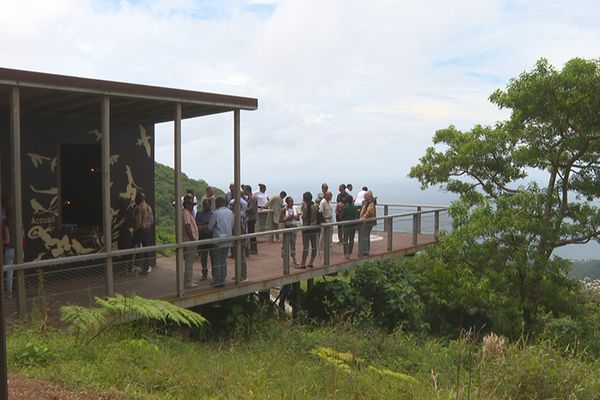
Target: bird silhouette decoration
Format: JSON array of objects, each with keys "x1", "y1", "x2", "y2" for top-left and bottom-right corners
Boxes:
[{"x1": 136, "y1": 124, "x2": 152, "y2": 158}]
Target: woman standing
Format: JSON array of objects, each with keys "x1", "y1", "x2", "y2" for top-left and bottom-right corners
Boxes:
[
  {"x1": 280, "y1": 196, "x2": 299, "y2": 266},
  {"x1": 359, "y1": 191, "x2": 376, "y2": 256},
  {"x1": 300, "y1": 192, "x2": 319, "y2": 268}
]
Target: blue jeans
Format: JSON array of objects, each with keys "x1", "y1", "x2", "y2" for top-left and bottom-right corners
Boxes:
[
  {"x1": 361, "y1": 224, "x2": 374, "y2": 256},
  {"x1": 212, "y1": 246, "x2": 230, "y2": 285},
  {"x1": 4, "y1": 247, "x2": 14, "y2": 295}
]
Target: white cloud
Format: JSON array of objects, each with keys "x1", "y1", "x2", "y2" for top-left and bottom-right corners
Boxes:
[{"x1": 2, "y1": 0, "x2": 600, "y2": 193}]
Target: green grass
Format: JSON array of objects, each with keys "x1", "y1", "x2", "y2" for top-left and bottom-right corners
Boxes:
[{"x1": 7, "y1": 320, "x2": 600, "y2": 399}]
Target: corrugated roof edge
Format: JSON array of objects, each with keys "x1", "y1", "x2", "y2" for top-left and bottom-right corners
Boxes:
[{"x1": 0, "y1": 67, "x2": 258, "y2": 110}]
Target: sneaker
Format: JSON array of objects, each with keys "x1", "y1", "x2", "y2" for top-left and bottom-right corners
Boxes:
[
  {"x1": 211, "y1": 281, "x2": 225, "y2": 288},
  {"x1": 199, "y1": 275, "x2": 208, "y2": 281},
  {"x1": 185, "y1": 282, "x2": 198, "y2": 289}
]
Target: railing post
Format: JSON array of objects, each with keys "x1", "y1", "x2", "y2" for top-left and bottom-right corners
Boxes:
[
  {"x1": 383, "y1": 205, "x2": 389, "y2": 233},
  {"x1": 386, "y1": 216, "x2": 393, "y2": 252},
  {"x1": 282, "y1": 231, "x2": 290, "y2": 275},
  {"x1": 412, "y1": 214, "x2": 418, "y2": 245},
  {"x1": 323, "y1": 225, "x2": 332, "y2": 266},
  {"x1": 174, "y1": 103, "x2": 184, "y2": 297},
  {"x1": 358, "y1": 221, "x2": 365, "y2": 257},
  {"x1": 434, "y1": 210, "x2": 440, "y2": 235},
  {"x1": 416, "y1": 206, "x2": 422, "y2": 235},
  {"x1": 233, "y1": 109, "x2": 242, "y2": 284}
]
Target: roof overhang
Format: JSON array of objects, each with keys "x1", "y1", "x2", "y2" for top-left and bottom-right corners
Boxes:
[{"x1": 0, "y1": 67, "x2": 258, "y2": 123}]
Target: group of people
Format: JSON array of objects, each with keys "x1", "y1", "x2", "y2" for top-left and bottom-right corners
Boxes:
[{"x1": 130, "y1": 182, "x2": 377, "y2": 290}]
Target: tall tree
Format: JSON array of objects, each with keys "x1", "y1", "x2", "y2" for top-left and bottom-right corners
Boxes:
[{"x1": 410, "y1": 58, "x2": 600, "y2": 334}]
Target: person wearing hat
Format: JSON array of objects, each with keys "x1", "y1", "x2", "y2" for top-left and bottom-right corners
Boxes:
[{"x1": 182, "y1": 193, "x2": 199, "y2": 289}]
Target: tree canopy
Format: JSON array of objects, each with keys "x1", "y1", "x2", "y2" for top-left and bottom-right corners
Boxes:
[{"x1": 410, "y1": 57, "x2": 600, "y2": 334}]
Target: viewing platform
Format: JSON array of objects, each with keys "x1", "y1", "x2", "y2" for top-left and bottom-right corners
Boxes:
[{"x1": 3, "y1": 204, "x2": 449, "y2": 317}]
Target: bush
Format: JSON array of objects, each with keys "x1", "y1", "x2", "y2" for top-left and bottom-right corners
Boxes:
[
  {"x1": 350, "y1": 260, "x2": 427, "y2": 333},
  {"x1": 302, "y1": 279, "x2": 365, "y2": 322}
]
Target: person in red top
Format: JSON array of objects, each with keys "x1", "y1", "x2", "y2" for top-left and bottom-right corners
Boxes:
[{"x1": 182, "y1": 193, "x2": 199, "y2": 289}]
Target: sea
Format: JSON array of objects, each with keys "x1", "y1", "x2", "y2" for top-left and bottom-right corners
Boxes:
[{"x1": 268, "y1": 180, "x2": 599, "y2": 261}]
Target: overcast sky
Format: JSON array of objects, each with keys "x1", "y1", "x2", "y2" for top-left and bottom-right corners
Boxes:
[{"x1": 2, "y1": 0, "x2": 600, "y2": 195}]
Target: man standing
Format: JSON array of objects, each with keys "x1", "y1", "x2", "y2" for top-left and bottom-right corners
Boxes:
[
  {"x1": 354, "y1": 186, "x2": 368, "y2": 211},
  {"x1": 319, "y1": 191, "x2": 334, "y2": 251},
  {"x1": 201, "y1": 186, "x2": 216, "y2": 212},
  {"x1": 316, "y1": 183, "x2": 329, "y2": 205},
  {"x1": 132, "y1": 191, "x2": 154, "y2": 274},
  {"x1": 253, "y1": 183, "x2": 269, "y2": 208},
  {"x1": 182, "y1": 193, "x2": 199, "y2": 289},
  {"x1": 336, "y1": 184, "x2": 347, "y2": 242},
  {"x1": 209, "y1": 196, "x2": 235, "y2": 287},
  {"x1": 195, "y1": 198, "x2": 214, "y2": 281},
  {"x1": 244, "y1": 185, "x2": 259, "y2": 255},
  {"x1": 266, "y1": 191, "x2": 286, "y2": 241}
]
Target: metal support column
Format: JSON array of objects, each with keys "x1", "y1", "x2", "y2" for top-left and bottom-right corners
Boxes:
[
  {"x1": 233, "y1": 110, "x2": 242, "y2": 283},
  {"x1": 174, "y1": 104, "x2": 184, "y2": 296},
  {"x1": 434, "y1": 210, "x2": 440, "y2": 235},
  {"x1": 386, "y1": 216, "x2": 393, "y2": 252},
  {"x1": 10, "y1": 87, "x2": 26, "y2": 318},
  {"x1": 323, "y1": 225, "x2": 332, "y2": 266},
  {"x1": 282, "y1": 231, "x2": 290, "y2": 275},
  {"x1": 101, "y1": 96, "x2": 114, "y2": 296},
  {"x1": 412, "y1": 214, "x2": 418, "y2": 245},
  {"x1": 383, "y1": 205, "x2": 389, "y2": 233},
  {"x1": 0, "y1": 141, "x2": 8, "y2": 400}
]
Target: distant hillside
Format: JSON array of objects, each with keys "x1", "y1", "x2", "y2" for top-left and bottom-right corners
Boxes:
[
  {"x1": 569, "y1": 260, "x2": 600, "y2": 280},
  {"x1": 154, "y1": 162, "x2": 223, "y2": 243}
]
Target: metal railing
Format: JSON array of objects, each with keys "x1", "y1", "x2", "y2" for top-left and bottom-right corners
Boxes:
[{"x1": 3, "y1": 204, "x2": 449, "y2": 317}]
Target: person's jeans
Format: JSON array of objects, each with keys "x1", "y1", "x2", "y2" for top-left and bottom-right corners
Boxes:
[
  {"x1": 3, "y1": 247, "x2": 14, "y2": 295},
  {"x1": 183, "y1": 245, "x2": 196, "y2": 284},
  {"x1": 301, "y1": 229, "x2": 318, "y2": 266},
  {"x1": 132, "y1": 227, "x2": 152, "y2": 272},
  {"x1": 281, "y1": 231, "x2": 297, "y2": 259},
  {"x1": 343, "y1": 225, "x2": 357, "y2": 256},
  {"x1": 212, "y1": 246, "x2": 230, "y2": 285},
  {"x1": 247, "y1": 219, "x2": 257, "y2": 254},
  {"x1": 361, "y1": 224, "x2": 374, "y2": 256}
]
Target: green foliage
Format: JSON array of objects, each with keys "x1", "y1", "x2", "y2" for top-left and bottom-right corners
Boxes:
[
  {"x1": 350, "y1": 260, "x2": 427, "y2": 332},
  {"x1": 7, "y1": 321, "x2": 600, "y2": 399},
  {"x1": 13, "y1": 341, "x2": 54, "y2": 368},
  {"x1": 410, "y1": 57, "x2": 600, "y2": 334},
  {"x1": 302, "y1": 278, "x2": 364, "y2": 322},
  {"x1": 60, "y1": 294, "x2": 207, "y2": 343},
  {"x1": 570, "y1": 259, "x2": 600, "y2": 280}
]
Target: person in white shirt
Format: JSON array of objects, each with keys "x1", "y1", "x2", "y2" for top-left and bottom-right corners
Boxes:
[
  {"x1": 355, "y1": 186, "x2": 368, "y2": 210},
  {"x1": 253, "y1": 183, "x2": 269, "y2": 208},
  {"x1": 345, "y1": 183, "x2": 354, "y2": 202},
  {"x1": 319, "y1": 191, "x2": 334, "y2": 251}
]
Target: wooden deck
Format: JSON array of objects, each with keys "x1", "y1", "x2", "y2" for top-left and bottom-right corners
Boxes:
[{"x1": 3, "y1": 230, "x2": 437, "y2": 317}]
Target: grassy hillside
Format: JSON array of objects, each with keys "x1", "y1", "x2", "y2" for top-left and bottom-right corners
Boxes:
[
  {"x1": 154, "y1": 161, "x2": 223, "y2": 243},
  {"x1": 570, "y1": 259, "x2": 600, "y2": 280}
]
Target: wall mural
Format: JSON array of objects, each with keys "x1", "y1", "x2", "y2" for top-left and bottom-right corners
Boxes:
[{"x1": 19, "y1": 118, "x2": 155, "y2": 262}]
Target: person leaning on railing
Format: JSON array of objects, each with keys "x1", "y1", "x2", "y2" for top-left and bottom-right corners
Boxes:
[
  {"x1": 300, "y1": 192, "x2": 319, "y2": 269},
  {"x1": 359, "y1": 191, "x2": 376, "y2": 257}
]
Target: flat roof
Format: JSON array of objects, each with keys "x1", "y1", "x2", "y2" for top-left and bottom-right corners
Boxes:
[{"x1": 0, "y1": 67, "x2": 257, "y2": 123}]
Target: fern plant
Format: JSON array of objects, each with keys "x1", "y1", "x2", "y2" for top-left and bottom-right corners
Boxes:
[{"x1": 60, "y1": 294, "x2": 207, "y2": 343}]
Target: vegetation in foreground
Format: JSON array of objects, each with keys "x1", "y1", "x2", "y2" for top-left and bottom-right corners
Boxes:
[{"x1": 8, "y1": 315, "x2": 600, "y2": 400}]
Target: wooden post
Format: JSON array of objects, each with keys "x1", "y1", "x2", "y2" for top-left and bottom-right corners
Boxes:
[
  {"x1": 174, "y1": 104, "x2": 184, "y2": 296},
  {"x1": 101, "y1": 96, "x2": 114, "y2": 296},
  {"x1": 416, "y1": 206, "x2": 422, "y2": 235},
  {"x1": 233, "y1": 110, "x2": 242, "y2": 283},
  {"x1": 434, "y1": 210, "x2": 440, "y2": 235},
  {"x1": 10, "y1": 87, "x2": 26, "y2": 318}
]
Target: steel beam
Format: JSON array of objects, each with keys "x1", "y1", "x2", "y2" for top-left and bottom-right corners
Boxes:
[
  {"x1": 10, "y1": 87, "x2": 26, "y2": 318},
  {"x1": 101, "y1": 96, "x2": 114, "y2": 296},
  {"x1": 174, "y1": 104, "x2": 184, "y2": 296},
  {"x1": 233, "y1": 109, "x2": 241, "y2": 283}
]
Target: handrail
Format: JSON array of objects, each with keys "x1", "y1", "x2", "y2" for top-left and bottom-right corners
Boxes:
[{"x1": 6, "y1": 207, "x2": 448, "y2": 272}]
